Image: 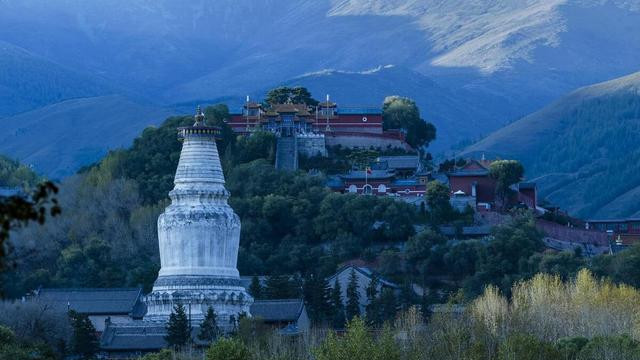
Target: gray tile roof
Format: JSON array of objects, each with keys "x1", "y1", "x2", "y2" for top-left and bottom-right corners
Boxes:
[
  {"x1": 101, "y1": 323, "x2": 212, "y2": 351},
  {"x1": 34, "y1": 288, "x2": 146, "y2": 317},
  {"x1": 100, "y1": 323, "x2": 167, "y2": 350},
  {"x1": 439, "y1": 225, "x2": 492, "y2": 236},
  {"x1": 337, "y1": 107, "x2": 381, "y2": 115},
  {"x1": 340, "y1": 170, "x2": 395, "y2": 180},
  {"x1": 326, "y1": 176, "x2": 344, "y2": 189},
  {"x1": 0, "y1": 187, "x2": 23, "y2": 197},
  {"x1": 518, "y1": 182, "x2": 536, "y2": 190},
  {"x1": 326, "y1": 265, "x2": 399, "y2": 289},
  {"x1": 250, "y1": 299, "x2": 304, "y2": 322},
  {"x1": 448, "y1": 169, "x2": 489, "y2": 176},
  {"x1": 239, "y1": 276, "x2": 268, "y2": 290},
  {"x1": 376, "y1": 156, "x2": 419, "y2": 170}
]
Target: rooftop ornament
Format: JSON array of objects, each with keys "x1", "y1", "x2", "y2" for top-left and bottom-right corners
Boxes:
[
  {"x1": 194, "y1": 105, "x2": 205, "y2": 126},
  {"x1": 178, "y1": 105, "x2": 221, "y2": 141}
]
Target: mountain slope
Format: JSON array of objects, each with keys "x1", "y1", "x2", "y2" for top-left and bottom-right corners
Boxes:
[
  {"x1": 0, "y1": 96, "x2": 173, "y2": 179},
  {"x1": 464, "y1": 71, "x2": 640, "y2": 218},
  {"x1": 0, "y1": 0, "x2": 640, "y2": 175},
  {"x1": 0, "y1": 41, "x2": 113, "y2": 116}
]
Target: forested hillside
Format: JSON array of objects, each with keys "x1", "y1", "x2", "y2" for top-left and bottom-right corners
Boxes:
[
  {"x1": 5, "y1": 101, "x2": 637, "y2": 311},
  {"x1": 0, "y1": 41, "x2": 112, "y2": 117},
  {"x1": 4, "y1": 103, "x2": 640, "y2": 360},
  {"x1": 0, "y1": 95, "x2": 173, "y2": 179},
  {"x1": 0, "y1": 155, "x2": 41, "y2": 189},
  {"x1": 0, "y1": 106, "x2": 419, "y2": 298},
  {"x1": 464, "y1": 71, "x2": 640, "y2": 218}
]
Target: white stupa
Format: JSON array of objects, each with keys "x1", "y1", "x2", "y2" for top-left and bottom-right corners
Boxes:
[{"x1": 143, "y1": 107, "x2": 252, "y2": 329}]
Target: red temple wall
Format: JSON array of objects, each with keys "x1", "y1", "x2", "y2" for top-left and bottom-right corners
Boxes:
[{"x1": 449, "y1": 176, "x2": 497, "y2": 204}]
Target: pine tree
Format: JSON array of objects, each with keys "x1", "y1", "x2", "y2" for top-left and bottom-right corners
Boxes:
[
  {"x1": 229, "y1": 314, "x2": 238, "y2": 333},
  {"x1": 197, "y1": 306, "x2": 219, "y2": 344},
  {"x1": 330, "y1": 280, "x2": 346, "y2": 329},
  {"x1": 365, "y1": 273, "x2": 380, "y2": 326},
  {"x1": 420, "y1": 288, "x2": 433, "y2": 322},
  {"x1": 165, "y1": 303, "x2": 191, "y2": 349},
  {"x1": 399, "y1": 280, "x2": 415, "y2": 312},
  {"x1": 346, "y1": 269, "x2": 361, "y2": 321},
  {"x1": 248, "y1": 276, "x2": 263, "y2": 299},
  {"x1": 303, "y1": 273, "x2": 319, "y2": 323},
  {"x1": 264, "y1": 275, "x2": 300, "y2": 299},
  {"x1": 68, "y1": 310, "x2": 98, "y2": 359},
  {"x1": 319, "y1": 275, "x2": 334, "y2": 320},
  {"x1": 379, "y1": 288, "x2": 398, "y2": 323}
]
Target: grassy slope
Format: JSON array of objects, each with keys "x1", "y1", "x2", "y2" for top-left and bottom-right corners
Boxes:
[
  {"x1": 0, "y1": 41, "x2": 113, "y2": 117},
  {"x1": 464, "y1": 71, "x2": 640, "y2": 218},
  {"x1": 0, "y1": 95, "x2": 173, "y2": 179}
]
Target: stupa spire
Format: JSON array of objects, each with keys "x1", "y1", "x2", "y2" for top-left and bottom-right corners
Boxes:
[
  {"x1": 143, "y1": 109, "x2": 252, "y2": 328},
  {"x1": 194, "y1": 105, "x2": 205, "y2": 126}
]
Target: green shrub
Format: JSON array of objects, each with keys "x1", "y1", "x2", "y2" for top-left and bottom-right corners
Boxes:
[
  {"x1": 313, "y1": 317, "x2": 400, "y2": 360},
  {"x1": 497, "y1": 334, "x2": 561, "y2": 360},
  {"x1": 206, "y1": 337, "x2": 252, "y2": 360},
  {"x1": 137, "y1": 349, "x2": 173, "y2": 360},
  {"x1": 556, "y1": 337, "x2": 588, "y2": 360},
  {"x1": 577, "y1": 335, "x2": 640, "y2": 360}
]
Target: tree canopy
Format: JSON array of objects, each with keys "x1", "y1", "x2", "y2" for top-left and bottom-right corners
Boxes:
[
  {"x1": 165, "y1": 304, "x2": 190, "y2": 350},
  {"x1": 382, "y1": 96, "x2": 436, "y2": 149},
  {"x1": 489, "y1": 160, "x2": 524, "y2": 210},
  {"x1": 265, "y1": 86, "x2": 318, "y2": 106}
]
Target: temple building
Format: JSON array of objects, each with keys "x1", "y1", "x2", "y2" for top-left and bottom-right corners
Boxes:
[
  {"x1": 447, "y1": 159, "x2": 497, "y2": 210},
  {"x1": 447, "y1": 159, "x2": 538, "y2": 211},
  {"x1": 229, "y1": 97, "x2": 411, "y2": 170},
  {"x1": 327, "y1": 155, "x2": 429, "y2": 198},
  {"x1": 229, "y1": 99, "x2": 388, "y2": 136}
]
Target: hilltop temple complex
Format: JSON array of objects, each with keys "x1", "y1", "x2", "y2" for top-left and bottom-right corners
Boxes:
[{"x1": 228, "y1": 98, "x2": 412, "y2": 170}]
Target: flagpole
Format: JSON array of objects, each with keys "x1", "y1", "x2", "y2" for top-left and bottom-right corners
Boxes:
[
  {"x1": 245, "y1": 95, "x2": 250, "y2": 132},
  {"x1": 325, "y1": 94, "x2": 330, "y2": 132}
]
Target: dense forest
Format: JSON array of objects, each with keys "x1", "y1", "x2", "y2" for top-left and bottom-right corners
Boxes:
[
  {"x1": 528, "y1": 94, "x2": 640, "y2": 216},
  {"x1": 0, "y1": 99, "x2": 426, "y2": 298}
]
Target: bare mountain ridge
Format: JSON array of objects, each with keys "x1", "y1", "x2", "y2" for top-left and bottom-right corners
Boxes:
[{"x1": 1, "y1": 0, "x2": 640, "y2": 176}]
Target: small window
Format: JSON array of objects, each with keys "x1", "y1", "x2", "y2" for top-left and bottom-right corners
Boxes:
[
  {"x1": 348, "y1": 185, "x2": 357, "y2": 193},
  {"x1": 378, "y1": 184, "x2": 387, "y2": 193},
  {"x1": 362, "y1": 116, "x2": 368, "y2": 122},
  {"x1": 363, "y1": 185, "x2": 373, "y2": 195}
]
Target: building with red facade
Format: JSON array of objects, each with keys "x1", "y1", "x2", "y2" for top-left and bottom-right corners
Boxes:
[
  {"x1": 586, "y1": 218, "x2": 640, "y2": 234},
  {"x1": 228, "y1": 100, "x2": 411, "y2": 150},
  {"x1": 327, "y1": 155, "x2": 428, "y2": 198},
  {"x1": 329, "y1": 170, "x2": 427, "y2": 197},
  {"x1": 447, "y1": 159, "x2": 497, "y2": 209},
  {"x1": 447, "y1": 159, "x2": 537, "y2": 211}
]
